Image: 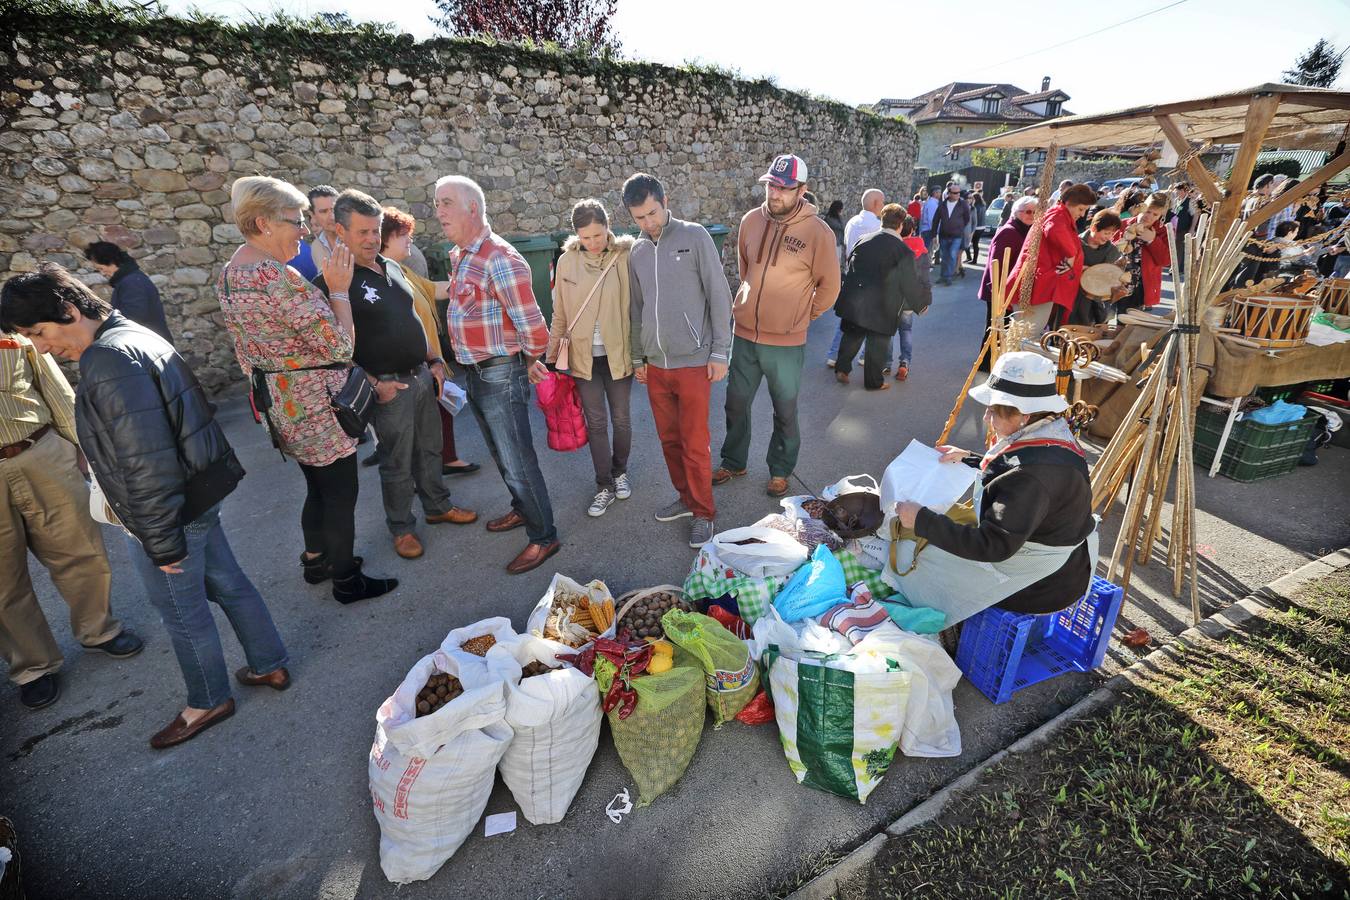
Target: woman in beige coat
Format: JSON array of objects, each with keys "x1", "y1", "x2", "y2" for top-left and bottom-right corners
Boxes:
[{"x1": 546, "y1": 199, "x2": 636, "y2": 517}]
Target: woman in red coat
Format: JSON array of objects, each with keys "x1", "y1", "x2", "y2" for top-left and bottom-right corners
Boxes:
[
  {"x1": 1113, "y1": 191, "x2": 1171, "y2": 312},
  {"x1": 1005, "y1": 184, "x2": 1098, "y2": 332}
]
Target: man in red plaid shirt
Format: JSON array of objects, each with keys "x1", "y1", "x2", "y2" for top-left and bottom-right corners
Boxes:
[{"x1": 435, "y1": 175, "x2": 560, "y2": 574}]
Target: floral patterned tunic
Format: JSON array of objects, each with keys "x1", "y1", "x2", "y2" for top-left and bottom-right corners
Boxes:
[{"x1": 217, "y1": 258, "x2": 357, "y2": 467}]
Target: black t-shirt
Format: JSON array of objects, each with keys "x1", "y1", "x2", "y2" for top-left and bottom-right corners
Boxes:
[{"x1": 314, "y1": 256, "x2": 428, "y2": 375}]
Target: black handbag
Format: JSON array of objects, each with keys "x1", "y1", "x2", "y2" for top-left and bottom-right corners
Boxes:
[{"x1": 253, "y1": 363, "x2": 373, "y2": 442}]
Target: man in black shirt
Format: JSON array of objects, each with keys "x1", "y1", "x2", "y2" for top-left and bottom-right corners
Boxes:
[{"x1": 314, "y1": 190, "x2": 477, "y2": 560}]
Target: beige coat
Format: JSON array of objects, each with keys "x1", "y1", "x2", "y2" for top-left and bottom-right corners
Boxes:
[{"x1": 547, "y1": 233, "x2": 635, "y2": 381}]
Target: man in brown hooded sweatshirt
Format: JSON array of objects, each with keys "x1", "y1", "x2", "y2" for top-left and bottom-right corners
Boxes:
[{"x1": 714, "y1": 154, "x2": 841, "y2": 497}]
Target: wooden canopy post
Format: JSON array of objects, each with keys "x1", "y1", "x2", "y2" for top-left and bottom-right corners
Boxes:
[
  {"x1": 1212, "y1": 92, "x2": 1281, "y2": 238},
  {"x1": 1154, "y1": 115, "x2": 1224, "y2": 204}
]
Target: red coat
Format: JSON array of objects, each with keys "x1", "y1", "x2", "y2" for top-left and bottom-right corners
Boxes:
[
  {"x1": 907, "y1": 200, "x2": 922, "y2": 221},
  {"x1": 1005, "y1": 203, "x2": 1081, "y2": 312},
  {"x1": 1115, "y1": 216, "x2": 1171, "y2": 307},
  {"x1": 535, "y1": 371, "x2": 587, "y2": 452}
]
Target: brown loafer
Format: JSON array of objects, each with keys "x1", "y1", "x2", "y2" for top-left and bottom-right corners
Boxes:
[
  {"x1": 711, "y1": 467, "x2": 747, "y2": 486},
  {"x1": 149, "y1": 698, "x2": 235, "y2": 750},
  {"x1": 486, "y1": 510, "x2": 526, "y2": 533},
  {"x1": 235, "y1": 666, "x2": 291, "y2": 691},
  {"x1": 426, "y1": 506, "x2": 478, "y2": 525},
  {"x1": 866, "y1": 382, "x2": 892, "y2": 391},
  {"x1": 835, "y1": 371, "x2": 849, "y2": 384},
  {"x1": 766, "y1": 476, "x2": 790, "y2": 497},
  {"x1": 394, "y1": 533, "x2": 424, "y2": 559},
  {"x1": 506, "y1": 540, "x2": 561, "y2": 575}
]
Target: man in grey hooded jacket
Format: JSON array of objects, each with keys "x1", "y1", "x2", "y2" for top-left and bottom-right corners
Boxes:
[{"x1": 623, "y1": 173, "x2": 732, "y2": 548}]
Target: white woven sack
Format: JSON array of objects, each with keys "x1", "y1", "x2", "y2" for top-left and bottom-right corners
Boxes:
[
  {"x1": 439, "y1": 616, "x2": 519, "y2": 674},
  {"x1": 369, "y1": 649, "x2": 512, "y2": 883},
  {"x1": 525, "y1": 573, "x2": 615, "y2": 640}
]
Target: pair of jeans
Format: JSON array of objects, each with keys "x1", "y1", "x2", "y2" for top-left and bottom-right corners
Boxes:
[
  {"x1": 298, "y1": 452, "x2": 359, "y2": 577},
  {"x1": 574, "y1": 356, "x2": 633, "y2": 489},
  {"x1": 834, "y1": 321, "x2": 892, "y2": 389},
  {"x1": 721, "y1": 336, "x2": 805, "y2": 478},
  {"x1": 939, "y1": 235, "x2": 964, "y2": 282},
  {"x1": 647, "y1": 363, "x2": 715, "y2": 520},
  {"x1": 464, "y1": 358, "x2": 557, "y2": 546},
  {"x1": 127, "y1": 504, "x2": 287, "y2": 709},
  {"x1": 895, "y1": 310, "x2": 914, "y2": 367},
  {"x1": 371, "y1": 366, "x2": 452, "y2": 536}
]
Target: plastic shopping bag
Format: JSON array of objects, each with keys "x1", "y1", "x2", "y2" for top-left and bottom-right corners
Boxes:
[
  {"x1": 662, "y1": 610, "x2": 759, "y2": 725},
  {"x1": 773, "y1": 544, "x2": 847, "y2": 622},
  {"x1": 486, "y1": 635, "x2": 602, "y2": 825},
  {"x1": 525, "y1": 573, "x2": 614, "y2": 647},
  {"x1": 684, "y1": 543, "x2": 785, "y2": 625},
  {"x1": 369, "y1": 650, "x2": 512, "y2": 883},
  {"x1": 708, "y1": 525, "x2": 808, "y2": 578}
]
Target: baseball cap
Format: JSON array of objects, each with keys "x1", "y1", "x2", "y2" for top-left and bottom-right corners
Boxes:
[{"x1": 759, "y1": 154, "x2": 808, "y2": 187}]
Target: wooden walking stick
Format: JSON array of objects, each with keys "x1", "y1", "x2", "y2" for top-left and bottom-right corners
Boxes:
[{"x1": 935, "y1": 248, "x2": 1018, "y2": 445}]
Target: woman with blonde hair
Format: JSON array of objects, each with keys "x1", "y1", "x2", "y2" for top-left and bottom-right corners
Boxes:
[
  {"x1": 545, "y1": 199, "x2": 636, "y2": 517},
  {"x1": 1112, "y1": 190, "x2": 1171, "y2": 313},
  {"x1": 217, "y1": 176, "x2": 397, "y2": 604}
]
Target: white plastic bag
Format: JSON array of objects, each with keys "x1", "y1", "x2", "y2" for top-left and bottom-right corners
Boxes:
[
  {"x1": 369, "y1": 650, "x2": 512, "y2": 883},
  {"x1": 486, "y1": 635, "x2": 602, "y2": 825},
  {"x1": 820, "y1": 473, "x2": 879, "y2": 500},
  {"x1": 852, "y1": 631, "x2": 963, "y2": 758},
  {"x1": 440, "y1": 616, "x2": 519, "y2": 674},
  {"x1": 525, "y1": 573, "x2": 614, "y2": 643},
  {"x1": 880, "y1": 440, "x2": 978, "y2": 533},
  {"x1": 709, "y1": 525, "x2": 808, "y2": 578}
]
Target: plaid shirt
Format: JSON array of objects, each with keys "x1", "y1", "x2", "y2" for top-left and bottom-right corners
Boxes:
[{"x1": 445, "y1": 227, "x2": 549, "y2": 365}]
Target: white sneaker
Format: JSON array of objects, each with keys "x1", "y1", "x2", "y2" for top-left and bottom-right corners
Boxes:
[
  {"x1": 614, "y1": 473, "x2": 632, "y2": 500},
  {"x1": 587, "y1": 488, "x2": 616, "y2": 517}
]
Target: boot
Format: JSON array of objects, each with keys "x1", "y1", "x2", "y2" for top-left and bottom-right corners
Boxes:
[
  {"x1": 301, "y1": 552, "x2": 364, "y2": 585},
  {"x1": 332, "y1": 565, "x2": 398, "y2": 605}
]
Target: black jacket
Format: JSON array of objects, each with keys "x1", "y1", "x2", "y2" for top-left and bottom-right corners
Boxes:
[
  {"x1": 110, "y1": 262, "x2": 174, "y2": 344},
  {"x1": 834, "y1": 231, "x2": 925, "y2": 335},
  {"x1": 933, "y1": 198, "x2": 972, "y2": 238},
  {"x1": 915, "y1": 444, "x2": 1094, "y2": 614},
  {"x1": 75, "y1": 313, "x2": 244, "y2": 565}
]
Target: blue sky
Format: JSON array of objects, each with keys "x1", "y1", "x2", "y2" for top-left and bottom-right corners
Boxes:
[{"x1": 163, "y1": 0, "x2": 1348, "y2": 115}]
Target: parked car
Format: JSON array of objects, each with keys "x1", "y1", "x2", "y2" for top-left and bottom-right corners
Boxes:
[{"x1": 984, "y1": 197, "x2": 1007, "y2": 233}]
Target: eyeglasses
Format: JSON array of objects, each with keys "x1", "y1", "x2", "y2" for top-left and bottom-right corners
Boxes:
[{"x1": 276, "y1": 215, "x2": 307, "y2": 228}]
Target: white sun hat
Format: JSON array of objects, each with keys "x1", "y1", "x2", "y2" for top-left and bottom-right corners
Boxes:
[{"x1": 968, "y1": 351, "x2": 1069, "y2": 414}]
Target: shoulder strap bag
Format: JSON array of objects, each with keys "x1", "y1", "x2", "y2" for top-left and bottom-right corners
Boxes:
[{"x1": 554, "y1": 255, "x2": 620, "y2": 372}]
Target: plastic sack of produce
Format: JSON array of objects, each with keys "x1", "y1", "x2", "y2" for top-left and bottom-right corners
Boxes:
[
  {"x1": 662, "y1": 609, "x2": 760, "y2": 725},
  {"x1": 525, "y1": 573, "x2": 615, "y2": 649},
  {"x1": 773, "y1": 543, "x2": 847, "y2": 622},
  {"x1": 761, "y1": 642, "x2": 911, "y2": 803},
  {"x1": 440, "y1": 616, "x2": 518, "y2": 672},
  {"x1": 707, "y1": 525, "x2": 808, "y2": 578},
  {"x1": 591, "y1": 646, "x2": 705, "y2": 806},
  {"x1": 369, "y1": 650, "x2": 511, "y2": 883},
  {"x1": 485, "y1": 634, "x2": 602, "y2": 825},
  {"x1": 684, "y1": 543, "x2": 786, "y2": 625}
]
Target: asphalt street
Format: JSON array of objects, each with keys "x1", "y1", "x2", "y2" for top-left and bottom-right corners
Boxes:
[{"x1": 4, "y1": 258, "x2": 1347, "y2": 899}]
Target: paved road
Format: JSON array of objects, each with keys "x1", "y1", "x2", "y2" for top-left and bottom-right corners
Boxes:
[{"x1": 5, "y1": 262, "x2": 1347, "y2": 899}]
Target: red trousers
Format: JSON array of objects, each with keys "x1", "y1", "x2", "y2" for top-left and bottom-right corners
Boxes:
[
  {"x1": 438, "y1": 404, "x2": 457, "y2": 463},
  {"x1": 646, "y1": 364, "x2": 714, "y2": 520}
]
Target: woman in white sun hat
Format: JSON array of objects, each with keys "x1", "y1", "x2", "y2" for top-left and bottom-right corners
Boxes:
[{"x1": 886, "y1": 351, "x2": 1098, "y2": 625}]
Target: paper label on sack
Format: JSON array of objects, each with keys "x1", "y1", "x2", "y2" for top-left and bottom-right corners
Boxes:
[
  {"x1": 484, "y1": 811, "x2": 516, "y2": 836},
  {"x1": 880, "y1": 440, "x2": 978, "y2": 515}
]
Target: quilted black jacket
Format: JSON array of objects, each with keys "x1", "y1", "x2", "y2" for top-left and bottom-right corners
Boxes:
[{"x1": 75, "y1": 313, "x2": 244, "y2": 565}]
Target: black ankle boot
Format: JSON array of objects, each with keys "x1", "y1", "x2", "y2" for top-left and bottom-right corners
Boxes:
[
  {"x1": 301, "y1": 552, "x2": 329, "y2": 585},
  {"x1": 332, "y1": 566, "x2": 398, "y2": 604}
]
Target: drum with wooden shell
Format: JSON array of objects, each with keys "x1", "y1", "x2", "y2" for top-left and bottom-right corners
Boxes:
[
  {"x1": 1225, "y1": 293, "x2": 1317, "y2": 350},
  {"x1": 1319, "y1": 277, "x2": 1350, "y2": 317}
]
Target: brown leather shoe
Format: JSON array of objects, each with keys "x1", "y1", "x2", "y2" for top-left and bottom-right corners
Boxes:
[
  {"x1": 766, "y1": 476, "x2": 790, "y2": 497},
  {"x1": 426, "y1": 506, "x2": 478, "y2": 525},
  {"x1": 394, "y1": 533, "x2": 424, "y2": 559},
  {"x1": 866, "y1": 382, "x2": 892, "y2": 392},
  {"x1": 835, "y1": 371, "x2": 849, "y2": 384},
  {"x1": 711, "y1": 467, "x2": 747, "y2": 486},
  {"x1": 486, "y1": 510, "x2": 526, "y2": 533},
  {"x1": 235, "y1": 666, "x2": 291, "y2": 691},
  {"x1": 506, "y1": 540, "x2": 561, "y2": 575},
  {"x1": 149, "y1": 698, "x2": 235, "y2": 750}
]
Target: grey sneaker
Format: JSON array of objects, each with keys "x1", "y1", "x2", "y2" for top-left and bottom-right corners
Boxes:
[
  {"x1": 689, "y1": 517, "x2": 715, "y2": 548},
  {"x1": 587, "y1": 488, "x2": 617, "y2": 518},
  {"x1": 655, "y1": 498, "x2": 692, "y2": 521},
  {"x1": 614, "y1": 473, "x2": 632, "y2": 500}
]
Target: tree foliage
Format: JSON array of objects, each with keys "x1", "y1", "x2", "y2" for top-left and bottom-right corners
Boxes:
[
  {"x1": 430, "y1": 0, "x2": 622, "y2": 54},
  {"x1": 970, "y1": 125, "x2": 1022, "y2": 172},
  {"x1": 1282, "y1": 38, "x2": 1344, "y2": 88}
]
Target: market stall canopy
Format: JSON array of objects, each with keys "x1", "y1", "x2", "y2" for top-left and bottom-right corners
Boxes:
[{"x1": 948, "y1": 83, "x2": 1350, "y2": 153}]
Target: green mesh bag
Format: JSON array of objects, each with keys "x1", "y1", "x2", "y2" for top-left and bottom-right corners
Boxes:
[
  {"x1": 661, "y1": 610, "x2": 760, "y2": 726},
  {"x1": 594, "y1": 649, "x2": 705, "y2": 806}
]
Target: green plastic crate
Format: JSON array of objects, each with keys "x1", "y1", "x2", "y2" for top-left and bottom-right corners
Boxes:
[{"x1": 1193, "y1": 407, "x2": 1317, "y2": 482}]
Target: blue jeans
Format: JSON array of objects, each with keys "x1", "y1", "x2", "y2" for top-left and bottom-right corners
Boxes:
[
  {"x1": 128, "y1": 504, "x2": 287, "y2": 709},
  {"x1": 939, "y1": 236, "x2": 963, "y2": 282},
  {"x1": 465, "y1": 358, "x2": 557, "y2": 545},
  {"x1": 895, "y1": 310, "x2": 914, "y2": 367}
]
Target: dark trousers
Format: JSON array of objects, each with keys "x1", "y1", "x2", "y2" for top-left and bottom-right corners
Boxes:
[
  {"x1": 834, "y1": 321, "x2": 892, "y2": 389},
  {"x1": 298, "y1": 452, "x2": 359, "y2": 577},
  {"x1": 438, "y1": 404, "x2": 457, "y2": 464},
  {"x1": 574, "y1": 355, "x2": 633, "y2": 489},
  {"x1": 371, "y1": 366, "x2": 452, "y2": 536}
]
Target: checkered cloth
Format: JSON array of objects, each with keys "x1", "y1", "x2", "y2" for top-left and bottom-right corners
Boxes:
[
  {"x1": 684, "y1": 546, "x2": 891, "y2": 625},
  {"x1": 835, "y1": 549, "x2": 893, "y2": 600}
]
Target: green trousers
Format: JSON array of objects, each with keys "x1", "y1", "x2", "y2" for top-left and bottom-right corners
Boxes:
[{"x1": 720, "y1": 336, "x2": 805, "y2": 478}]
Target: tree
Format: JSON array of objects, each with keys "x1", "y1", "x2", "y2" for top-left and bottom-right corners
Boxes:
[
  {"x1": 1282, "y1": 39, "x2": 1344, "y2": 88},
  {"x1": 970, "y1": 125, "x2": 1022, "y2": 173},
  {"x1": 430, "y1": 0, "x2": 622, "y2": 54}
]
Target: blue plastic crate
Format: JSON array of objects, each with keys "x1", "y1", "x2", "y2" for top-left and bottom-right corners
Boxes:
[{"x1": 955, "y1": 576, "x2": 1125, "y2": 704}]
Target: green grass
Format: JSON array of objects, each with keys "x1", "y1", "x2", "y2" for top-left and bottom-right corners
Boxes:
[{"x1": 867, "y1": 569, "x2": 1350, "y2": 899}]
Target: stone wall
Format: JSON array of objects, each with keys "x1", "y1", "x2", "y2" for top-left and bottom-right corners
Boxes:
[{"x1": 0, "y1": 8, "x2": 916, "y2": 391}]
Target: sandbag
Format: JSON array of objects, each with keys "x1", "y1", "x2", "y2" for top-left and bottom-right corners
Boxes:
[
  {"x1": 662, "y1": 610, "x2": 759, "y2": 725},
  {"x1": 487, "y1": 634, "x2": 602, "y2": 825},
  {"x1": 369, "y1": 650, "x2": 512, "y2": 883}
]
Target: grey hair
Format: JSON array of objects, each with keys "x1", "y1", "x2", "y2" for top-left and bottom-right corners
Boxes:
[
  {"x1": 861, "y1": 188, "x2": 884, "y2": 209},
  {"x1": 333, "y1": 188, "x2": 383, "y2": 228},
  {"x1": 1012, "y1": 196, "x2": 1038, "y2": 216},
  {"x1": 434, "y1": 175, "x2": 488, "y2": 225}
]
